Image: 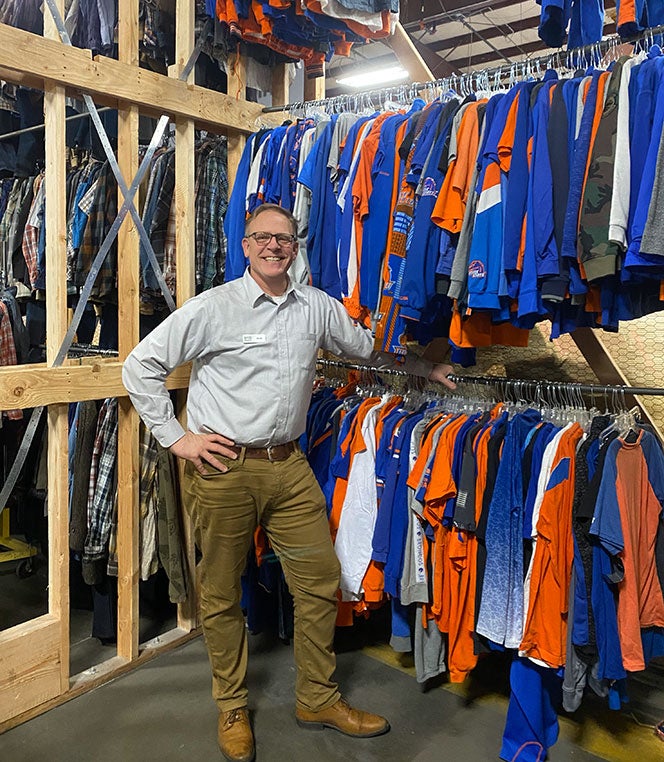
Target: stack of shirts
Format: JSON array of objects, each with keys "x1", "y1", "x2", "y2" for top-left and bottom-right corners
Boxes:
[{"x1": 208, "y1": 0, "x2": 397, "y2": 78}]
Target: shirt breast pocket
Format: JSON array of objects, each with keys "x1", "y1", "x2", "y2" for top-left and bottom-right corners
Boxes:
[{"x1": 292, "y1": 332, "x2": 319, "y2": 369}]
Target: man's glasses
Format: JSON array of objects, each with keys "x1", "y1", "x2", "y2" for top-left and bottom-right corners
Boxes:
[{"x1": 246, "y1": 231, "x2": 297, "y2": 247}]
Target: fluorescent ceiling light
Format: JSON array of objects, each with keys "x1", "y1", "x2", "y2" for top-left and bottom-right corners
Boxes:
[{"x1": 336, "y1": 65, "x2": 409, "y2": 88}]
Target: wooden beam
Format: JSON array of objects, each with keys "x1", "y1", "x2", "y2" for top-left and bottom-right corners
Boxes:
[
  {"x1": 226, "y1": 52, "x2": 248, "y2": 192},
  {"x1": 0, "y1": 618, "x2": 62, "y2": 723},
  {"x1": 271, "y1": 64, "x2": 290, "y2": 108},
  {"x1": 572, "y1": 328, "x2": 661, "y2": 437},
  {"x1": 227, "y1": 50, "x2": 247, "y2": 101},
  {"x1": 0, "y1": 23, "x2": 262, "y2": 134},
  {"x1": 116, "y1": 0, "x2": 141, "y2": 664},
  {"x1": 304, "y1": 67, "x2": 326, "y2": 102},
  {"x1": 385, "y1": 23, "x2": 434, "y2": 82},
  {"x1": 43, "y1": 0, "x2": 70, "y2": 694},
  {"x1": 0, "y1": 362, "x2": 192, "y2": 411},
  {"x1": 173, "y1": 0, "x2": 198, "y2": 633},
  {"x1": 173, "y1": 0, "x2": 196, "y2": 310},
  {"x1": 408, "y1": 35, "x2": 459, "y2": 78},
  {"x1": 0, "y1": 626, "x2": 200, "y2": 733}
]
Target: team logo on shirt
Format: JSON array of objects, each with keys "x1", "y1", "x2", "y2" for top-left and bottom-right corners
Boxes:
[
  {"x1": 468, "y1": 260, "x2": 486, "y2": 279},
  {"x1": 422, "y1": 177, "x2": 438, "y2": 197}
]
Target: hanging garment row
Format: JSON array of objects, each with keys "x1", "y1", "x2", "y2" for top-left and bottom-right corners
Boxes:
[
  {"x1": 538, "y1": 0, "x2": 664, "y2": 49},
  {"x1": 1, "y1": 0, "x2": 388, "y2": 91},
  {"x1": 1, "y1": 0, "x2": 172, "y2": 64},
  {"x1": 302, "y1": 368, "x2": 664, "y2": 762},
  {"x1": 68, "y1": 398, "x2": 187, "y2": 604},
  {"x1": 138, "y1": 133, "x2": 229, "y2": 304},
  {"x1": 228, "y1": 45, "x2": 664, "y2": 366},
  {"x1": 0, "y1": 132, "x2": 229, "y2": 390}
]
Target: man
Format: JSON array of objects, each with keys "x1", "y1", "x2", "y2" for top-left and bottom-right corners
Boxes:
[{"x1": 122, "y1": 204, "x2": 455, "y2": 762}]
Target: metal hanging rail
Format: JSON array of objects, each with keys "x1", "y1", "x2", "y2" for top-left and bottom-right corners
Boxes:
[
  {"x1": 315, "y1": 358, "x2": 664, "y2": 397},
  {"x1": 0, "y1": 106, "x2": 113, "y2": 142},
  {"x1": 263, "y1": 22, "x2": 664, "y2": 114}
]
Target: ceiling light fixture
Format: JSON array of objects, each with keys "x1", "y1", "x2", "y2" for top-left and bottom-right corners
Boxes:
[{"x1": 336, "y1": 65, "x2": 409, "y2": 88}]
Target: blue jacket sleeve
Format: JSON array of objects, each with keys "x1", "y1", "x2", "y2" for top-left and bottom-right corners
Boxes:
[{"x1": 223, "y1": 134, "x2": 256, "y2": 282}]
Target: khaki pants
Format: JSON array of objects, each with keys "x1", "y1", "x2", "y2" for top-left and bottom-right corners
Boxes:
[{"x1": 183, "y1": 447, "x2": 342, "y2": 713}]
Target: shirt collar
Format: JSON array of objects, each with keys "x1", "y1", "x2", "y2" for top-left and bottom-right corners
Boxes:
[{"x1": 242, "y1": 267, "x2": 304, "y2": 307}]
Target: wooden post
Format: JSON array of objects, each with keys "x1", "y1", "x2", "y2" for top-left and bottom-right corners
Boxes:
[
  {"x1": 227, "y1": 50, "x2": 247, "y2": 102},
  {"x1": 226, "y1": 52, "x2": 247, "y2": 196},
  {"x1": 172, "y1": 0, "x2": 198, "y2": 631},
  {"x1": 303, "y1": 66, "x2": 325, "y2": 102},
  {"x1": 116, "y1": 0, "x2": 140, "y2": 661},
  {"x1": 385, "y1": 23, "x2": 434, "y2": 83},
  {"x1": 271, "y1": 64, "x2": 289, "y2": 109},
  {"x1": 43, "y1": 0, "x2": 70, "y2": 693}
]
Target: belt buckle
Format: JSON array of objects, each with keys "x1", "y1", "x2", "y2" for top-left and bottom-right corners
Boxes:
[{"x1": 266, "y1": 445, "x2": 278, "y2": 462}]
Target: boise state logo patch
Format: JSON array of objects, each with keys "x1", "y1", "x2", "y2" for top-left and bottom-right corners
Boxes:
[
  {"x1": 468, "y1": 260, "x2": 486, "y2": 279},
  {"x1": 422, "y1": 177, "x2": 438, "y2": 197}
]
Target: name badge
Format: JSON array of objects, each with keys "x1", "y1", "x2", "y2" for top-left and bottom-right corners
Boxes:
[{"x1": 242, "y1": 334, "x2": 267, "y2": 344}]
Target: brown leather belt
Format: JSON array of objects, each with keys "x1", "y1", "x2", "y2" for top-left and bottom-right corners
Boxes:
[{"x1": 230, "y1": 440, "x2": 298, "y2": 462}]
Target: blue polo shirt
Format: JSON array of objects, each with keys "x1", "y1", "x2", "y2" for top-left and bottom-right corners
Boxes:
[{"x1": 298, "y1": 114, "x2": 341, "y2": 297}]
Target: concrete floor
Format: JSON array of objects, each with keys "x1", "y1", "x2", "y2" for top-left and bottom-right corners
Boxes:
[
  {"x1": 0, "y1": 631, "x2": 617, "y2": 762},
  {"x1": 2, "y1": 556, "x2": 664, "y2": 761}
]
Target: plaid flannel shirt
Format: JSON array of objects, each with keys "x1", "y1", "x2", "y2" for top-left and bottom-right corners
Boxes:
[
  {"x1": 197, "y1": 139, "x2": 228, "y2": 291},
  {"x1": 194, "y1": 141, "x2": 215, "y2": 287},
  {"x1": 22, "y1": 175, "x2": 44, "y2": 289},
  {"x1": 0, "y1": 180, "x2": 20, "y2": 286},
  {"x1": 76, "y1": 162, "x2": 118, "y2": 302},
  {"x1": 140, "y1": 149, "x2": 170, "y2": 296},
  {"x1": 139, "y1": 424, "x2": 160, "y2": 581},
  {"x1": 0, "y1": 301, "x2": 21, "y2": 419},
  {"x1": 163, "y1": 193, "x2": 177, "y2": 297},
  {"x1": 83, "y1": 398, "x2": 118, "y2": 565}
]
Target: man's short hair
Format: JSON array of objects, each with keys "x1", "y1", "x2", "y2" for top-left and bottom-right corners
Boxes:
[{"x1": 245, "y1": 203, "x2": 297, "y2": 236}]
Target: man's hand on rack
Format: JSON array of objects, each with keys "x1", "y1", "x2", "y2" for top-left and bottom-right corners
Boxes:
[
  {"x1": 169, "y1": 431, "x2": 237, "y2": 474},
  {"x1": 428, "y1": 363, "x2": 457, "y2": 390}
]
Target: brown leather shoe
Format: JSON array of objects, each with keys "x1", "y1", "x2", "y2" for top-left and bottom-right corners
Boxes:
[
  {"x1": 218, "y1": 707, "x2": 255, "y2": 762},
  {"x1": 296, "y1": 697, "x2": 390, "y2": 738}
]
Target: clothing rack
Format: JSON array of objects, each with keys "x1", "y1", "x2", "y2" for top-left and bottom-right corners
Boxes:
[
  {"x1": 315, "y1": 358, "x2": 664, "y2": 397},
  {"x1": 262, "y1": 22, "x2": 664, "y2": 114},
  {"x1": 0, "y1": 106, "x2": 114, "y2": 142}
]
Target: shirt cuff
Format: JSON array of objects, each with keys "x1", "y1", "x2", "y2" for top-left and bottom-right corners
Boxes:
[
  {"x1": 151, "y1": 418, "x2": 186, "y2": 449},
  {"x1": 405, "y1": 354, "x2": 434, "y2": 379}
]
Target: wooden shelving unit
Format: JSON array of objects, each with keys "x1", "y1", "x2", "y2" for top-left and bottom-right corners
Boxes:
[{"x1": 0, "y1": 0, "x2": 283, "y2": 730}]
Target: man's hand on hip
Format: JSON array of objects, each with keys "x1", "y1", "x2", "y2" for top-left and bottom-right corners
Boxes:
[{"x1": 169, "y1": 431, "x2": 237, "y2": 474}]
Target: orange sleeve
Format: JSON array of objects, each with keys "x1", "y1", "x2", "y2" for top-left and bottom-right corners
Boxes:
[
  {"x1": 406, "y1": 416, "x2": 449, "y2": 490},
  {"x1": 353, "y1": 115, "x2": 389, "y2": 221},
  {"x1": 328, "y1": 404, "x2": 374, "y2": 541},
  {"x1": 452, "y1": 102, "x2": 483, "y2": 207},
  {"x1": 251, "y1": 0, "x2": 272, "y2": 36},
  {"x1": 497, "y1": 91, "x2": 520, "y2": 173},
  {"x1": 424, "y1": 416, "x2": 466, "y2": 508},
  {"x1": 373, "y1": 395, "x2": 403, "y2": 445},
  {"x1": 450, "y1": 307, "x2": 530, "y2": 349},
  {"x1": 432, "y1": 104, "x2": 484, "y2": 234},
  {"x1": 618, "y1": 0, "x2": 638, "y2": 28}
]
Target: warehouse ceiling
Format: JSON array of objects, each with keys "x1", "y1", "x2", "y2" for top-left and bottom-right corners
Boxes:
[{"x1": 325, "y1": 0, "x2": 618, "y2": 97}]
